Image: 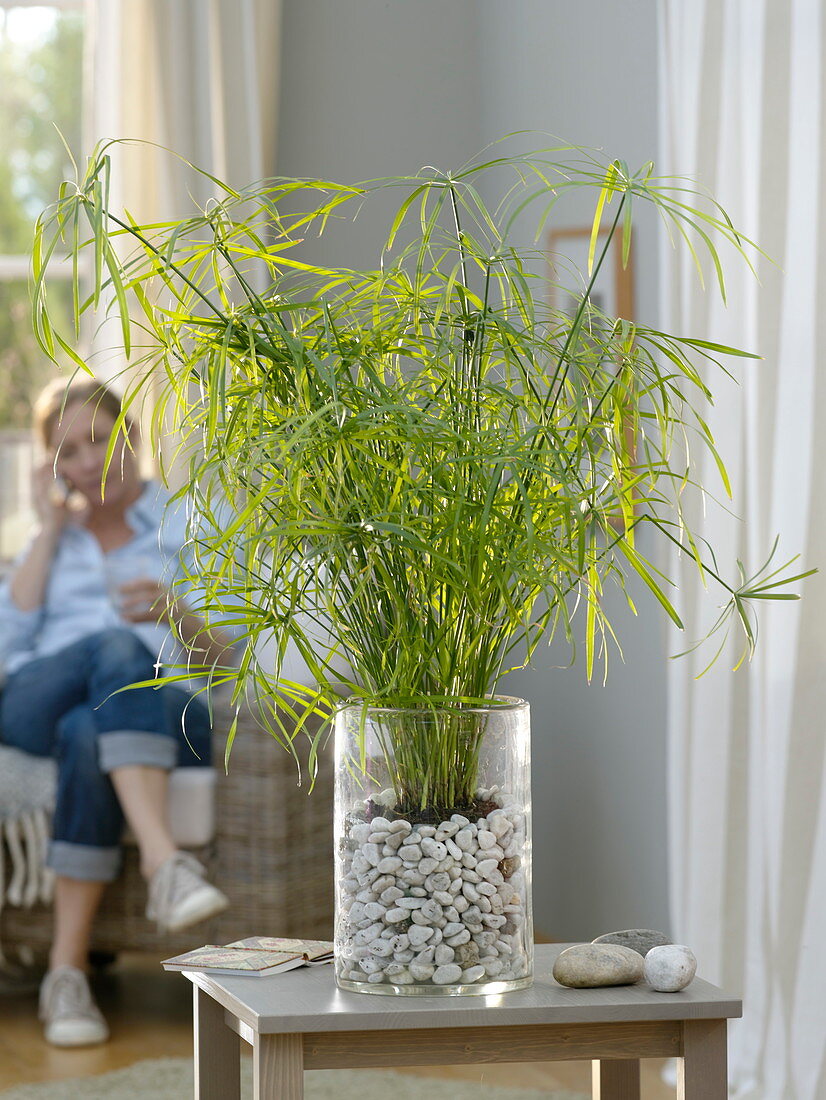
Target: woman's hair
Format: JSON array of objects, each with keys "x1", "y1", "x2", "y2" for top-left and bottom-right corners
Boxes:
[{"x1": 33, "y1": 377, "x2": 130, "y2": 449}]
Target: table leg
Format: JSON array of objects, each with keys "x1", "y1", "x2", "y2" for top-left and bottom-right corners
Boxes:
[
  {"x1": 193, "y1": 985, "x2": 241, "y2": 1099},
  {"x1": 678, "y1": 1019, "x2": 728, "y2": 1099},
  {"x1": 254, "y1": 1033, "x2": 303, "y2": 1099},
  {"x1": 592, "y1": 1059, "x2": 641, "y2": 1099}
]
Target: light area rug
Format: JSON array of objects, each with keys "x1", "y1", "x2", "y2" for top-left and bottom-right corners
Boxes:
[{"x1": 0, "y1": 1057, "x2": 589, "y2": 1099}]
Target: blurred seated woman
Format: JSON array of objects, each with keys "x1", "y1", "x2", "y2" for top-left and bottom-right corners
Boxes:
[{"x1": 0, "y1": 377, "x2": 235, "y2": 1048}]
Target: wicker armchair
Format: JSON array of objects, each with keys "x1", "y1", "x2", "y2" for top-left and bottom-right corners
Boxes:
[{"x1": 0, "y1": 698, "x2": 334, "y2": 959}]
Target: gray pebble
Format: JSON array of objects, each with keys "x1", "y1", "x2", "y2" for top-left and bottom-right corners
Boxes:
[
  {"x1": 592, "y1": 928, "x2": 672, "y2": 957},
  {"x1": 359, "y1": 957, "x2": 383, "y2": 974},
  {"x1": 377, "y1": 856, "x2": 403, "y2": 874},
  {"x1": 475, "y1": 858, "x2": 499, "y2": 878},
  {"x1": 409, "y1": 961, "x2": 436, "y2": 981},
  {"x1": 421, "y1": 837, "x2": 447, "y2": 860},
  {"x1": 399, "y1": 869, "x2": 426, "y2": 886},
  {"x1": 462, "y1": 882, "x2": 480, "y2": 902},
  {"x1": 488, "y1": 815, "x2": 512, "y2": 839},
  {"x1": 644, "y1": 945, "x2": 697, "y2": 992},
  {"x1": 420, "y1": 899, "x2": 443, "y2": 922},
  {"x1": 407, "y1": 924, "x2": 434, "y2": 946},
  {"x1": 432, "y1": 964, "x2": 463, "y2": 985},
  {"x1": 425, "y1": 871, "x2": 451, "y2": 892},
  {"x1": 553, "y1": 944, "x2": 643, "y2": 988},
  {"x1": 434, "y1": 944, "x2": 454, "y2": 965},
  {"x1": 368, "y1": 940, "x2": 394, "y2": 957},
  {"x1": 361, "y1": 843, "x2": 382, "y2": 866},
  {"x1": 462, "y1": 965, "x2": 486, "y2": 983}
]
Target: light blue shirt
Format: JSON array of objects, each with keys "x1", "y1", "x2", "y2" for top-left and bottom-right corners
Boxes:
[{"x1": 0, "y1": 480, "x2": 237, "y2": 686}]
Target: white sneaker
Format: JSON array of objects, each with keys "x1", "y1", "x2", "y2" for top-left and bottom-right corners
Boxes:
[
  {"x1": 39, "y1": 966, "x2": 109, "y2": 1047},
  {"x1": 146, "y1": 852, "x2": 229, "y2": 933}
]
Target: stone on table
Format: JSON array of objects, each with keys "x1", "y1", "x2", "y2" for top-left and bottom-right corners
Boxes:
[
  {"x1": 552, "y1": 943, "x2": 644, "y2": 988},
  {"x1": 592, "y1": 928, "x2": 672, "y2": 956},
  {"x1": 643, "y1": 944, "x2": 697, "y2": 992}
]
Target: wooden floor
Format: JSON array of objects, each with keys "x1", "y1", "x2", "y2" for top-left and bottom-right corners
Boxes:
[{"x1": 0, "y1": 953, "x2": 677, "y2": 1096}]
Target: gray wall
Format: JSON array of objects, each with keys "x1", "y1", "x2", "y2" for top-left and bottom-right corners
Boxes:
[
  {"x1": 276, "y1": 0, "x2": 669, "y2": 941},
  {"x1": 476, "y1": 1, "x2": 670, "y2": 940},
  {"x1": 277, "y1": 0, "x2": 482, "y2": 269}
]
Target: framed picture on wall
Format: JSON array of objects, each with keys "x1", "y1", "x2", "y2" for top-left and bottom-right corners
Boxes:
[{"x1": 547, "y1": 226, "x2": 634, "y2": 322}]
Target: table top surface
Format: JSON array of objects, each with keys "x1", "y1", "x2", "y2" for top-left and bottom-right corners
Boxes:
[{"x1": 184, "y1": 943, "x2": 742, "y2": 1034}]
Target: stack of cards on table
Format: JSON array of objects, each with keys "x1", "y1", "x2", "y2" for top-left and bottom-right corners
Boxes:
[{"x1": 162, "y1": 937, "x2": 334, "y2": 978}]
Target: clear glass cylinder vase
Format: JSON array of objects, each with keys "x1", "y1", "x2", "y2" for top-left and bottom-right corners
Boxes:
[{"x1": 334, "y1": 697, "x2": 532, "y2": 996}]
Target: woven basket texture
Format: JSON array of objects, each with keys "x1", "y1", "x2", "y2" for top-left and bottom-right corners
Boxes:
[{"x1": 0, "y1": 697, "x2": 334, "y2": 958}]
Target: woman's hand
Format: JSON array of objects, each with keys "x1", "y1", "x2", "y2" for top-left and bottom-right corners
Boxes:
[
  {"x1": 117, "y1": 579, "x2": 236, "y2": 668},
  {"x1": 10, "y1": 463, "x2": 89, "y2": 612},
  {"x1": 115, "y1": 578, "x2": 173, "y2": 624},
  {"x1": 31, "y1": 461, "x2": 87, "y2": 533}
]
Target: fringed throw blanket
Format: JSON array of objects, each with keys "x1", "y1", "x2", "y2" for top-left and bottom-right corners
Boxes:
[{"x1": 0, "y1": 745, "x2": 56, "y2": 920}]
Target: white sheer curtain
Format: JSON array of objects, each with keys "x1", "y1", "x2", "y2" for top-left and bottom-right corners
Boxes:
[
  {"x1": 83, "y1": 0, "x2": 282, "y2": 450},
  {"x1": 659, "y1": 0, "x2": 826, "y2": 1096},
  {"x1": 87, "y1": 0, "x2": 281, "y2": 211}
]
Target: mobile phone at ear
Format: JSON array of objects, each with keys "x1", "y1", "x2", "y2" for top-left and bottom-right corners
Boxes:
[{"x1": 52, "y1": 476, "x2": 71, "y2": 504}]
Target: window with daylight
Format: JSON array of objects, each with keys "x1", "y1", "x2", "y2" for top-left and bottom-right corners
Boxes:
[{"x1": 0, "y1": 0, "x2": 87, "y2": 560}]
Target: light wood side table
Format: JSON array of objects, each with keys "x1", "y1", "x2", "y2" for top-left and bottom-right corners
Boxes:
[{"x1": 183, "y1": 942, "x2": 741, "y2": 1099}]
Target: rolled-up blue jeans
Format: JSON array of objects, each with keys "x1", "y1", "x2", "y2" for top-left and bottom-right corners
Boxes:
[{"x1": 0, "y1": 628, "x2": 212, "y2": 882}]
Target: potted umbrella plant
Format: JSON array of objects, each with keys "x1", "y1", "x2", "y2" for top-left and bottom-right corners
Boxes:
[{"x1": 32, "y1": 141, "x2": 810, "y2": 995}]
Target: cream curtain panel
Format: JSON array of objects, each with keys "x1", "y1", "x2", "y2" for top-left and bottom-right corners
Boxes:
[
  {"x1": 88, "y1": 0, "x2": 281, "y2": 213},
  {"x1": 84, "y1": 0, "x2": 282, "y2": 458},
  {"x1": 659, "y1": 0, "x2": 826, "y2": 1096}
]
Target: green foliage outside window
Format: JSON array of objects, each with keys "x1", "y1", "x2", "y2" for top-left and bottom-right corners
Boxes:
[{"x1": 0, "y1": 6, "x2": 84, "y2": 427}]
